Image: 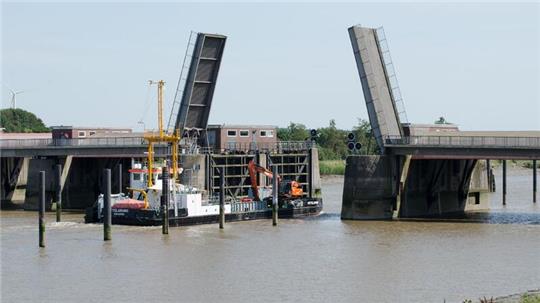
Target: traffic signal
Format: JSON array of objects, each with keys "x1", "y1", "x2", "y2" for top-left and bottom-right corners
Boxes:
[
  {"x1": 310, "y1": 129, "x2": 318, "y2": 141},
  {"x1": 347, "y1": 132, "x2": 362, "y2": 153}
]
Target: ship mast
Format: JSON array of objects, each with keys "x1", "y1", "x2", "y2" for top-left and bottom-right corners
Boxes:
[{"x1": 145, "y1": 80, "x2": 180, "y2": 187}]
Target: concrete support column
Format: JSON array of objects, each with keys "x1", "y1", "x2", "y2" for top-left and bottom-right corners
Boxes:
[
  {"x1": 394, "y1": 155, "x2": 411, "y2": 219},
  {"x1": 502, "y1": 160, "x2": 507, "y2": 206},
  {"x1": 486, "y1": 159, "x2": 491, "y2": 192},
  {"x1": 55, "y1": 164, "x2": 62, "y2": 222}
]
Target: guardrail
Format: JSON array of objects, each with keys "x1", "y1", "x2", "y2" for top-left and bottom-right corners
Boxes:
[
  {"x1": 0, "y1": 137, "x2": 147, "y2": 149},
  {"x1": 0, "y1": 137, "x2": 316, "y2": 152},
  {"x1": 385, "y1": 136, "x2": 540, "y2": 149},
  {"x1": 221, "y1": 141, "x2": 315, "y2": 153}
]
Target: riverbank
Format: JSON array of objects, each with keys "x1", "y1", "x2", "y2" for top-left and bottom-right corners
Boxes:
[{"x1": 470, "y1": 289, "x2": 540, "y2": 303}]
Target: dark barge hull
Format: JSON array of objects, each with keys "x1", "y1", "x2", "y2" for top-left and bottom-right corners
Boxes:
[{"x1": 86, "y1": 200, "x2": 322, "y2": 226}]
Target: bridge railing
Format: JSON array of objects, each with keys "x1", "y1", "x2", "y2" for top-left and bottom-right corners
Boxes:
[
  {"x1": 0, "y1": 137, "x2": 147, "y2": 149},
  {"x1": 0, "y1": 137, "x2": 316, "y2": 152},
  {"x1": 385, "y1": 135, "x2": 540, "y2": 149}
]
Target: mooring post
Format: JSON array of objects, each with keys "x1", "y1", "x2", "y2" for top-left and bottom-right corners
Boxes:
[
  {"x1": 533, "y1": 159, "x2": 537, "y2": 203},
  {"x1": 162, "y1": 166, "x2": 169, "y2": 235},
  {"x1": 55, "y1": 164, "x2": 62, "y2": 222},
  {"x1": 502, "y1": 160, "x2": 507, "y2": 206},
  {"x1": 103, "y1": 169, "x2": 112, "y2": 241},
  {"x1": 272, "y1": 165, "x2": 278, "y2": 226},
  {"x1": 118, "y1": 163, "x2": 122, "y2": 194},
  {"x1": 39, "y1": 171, "x2": 46, "y2": 248},
  {"x1": 219, "y1": 171, "x2": 225, "y2": 229}
]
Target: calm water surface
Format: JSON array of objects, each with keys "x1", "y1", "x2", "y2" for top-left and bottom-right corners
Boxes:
[{"x1": 1, "y1": 168, "x2": 539, "y2": 302}]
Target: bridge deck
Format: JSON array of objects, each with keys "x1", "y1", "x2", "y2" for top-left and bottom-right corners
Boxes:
[{"x1": 385, "y1": 134, "x2": 540, "y2": 160}]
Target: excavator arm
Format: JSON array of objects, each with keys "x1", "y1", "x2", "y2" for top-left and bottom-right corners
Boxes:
[{"x1": 248, "y1": 160, "x2": 280, "y2": 201}]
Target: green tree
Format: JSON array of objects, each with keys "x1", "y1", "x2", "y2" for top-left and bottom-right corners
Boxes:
[
  {"x1": 0, "y1": 108, "x2": 49, "y2": 133},
  {"x1": 434, "y1": 116, "x2": 451, "y2": 124},
  {"x1": 277, "y1": 122, "x2": 310, "y2": 141},
  {"x1": 316, "y1": 119, "x2": 348, "y2": 160},
  {"x1": 352, "y1": 118, "x2": 379, "y2": 155}
]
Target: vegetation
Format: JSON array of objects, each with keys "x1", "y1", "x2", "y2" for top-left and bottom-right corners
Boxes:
[
  {"x1": 521, "y1": 293, "x2": 540, "y2": 303},
  {"x1": 0, "y1": 108, "x2": 49, "y2": 133},
  {"x1": 319, "y1": 160, "x2": 346, "y2": 175},
  {"x1": 277, "y1": 118, "x2": 379, "y2": 175},
  {"x1": 278, "y1": 118, "x2": 378, "y2": 162},
  {"x1": 434, "y1": 116, "x2": 451, "y2": 124}
]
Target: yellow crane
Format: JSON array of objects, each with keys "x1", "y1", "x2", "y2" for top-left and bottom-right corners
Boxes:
[{"x1": 144, "y1": 80, "x2": 180, "y2": 187}]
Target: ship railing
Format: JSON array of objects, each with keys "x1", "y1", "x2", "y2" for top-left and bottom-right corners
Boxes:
[{"x1": 384, "y1": 135, "x2": 540, "y2": 149}]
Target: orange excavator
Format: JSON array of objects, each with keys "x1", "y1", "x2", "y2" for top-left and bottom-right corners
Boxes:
[{"x1": 248, "y1": 160, "x2": 303, "y2": 201}]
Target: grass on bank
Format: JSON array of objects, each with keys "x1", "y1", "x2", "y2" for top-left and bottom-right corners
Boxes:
[{"x1": 319, "y1": 160, "x2": 346, "y2": 175}]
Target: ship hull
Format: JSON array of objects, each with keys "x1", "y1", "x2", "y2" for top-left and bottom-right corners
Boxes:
[{"x1": 85, "y1": 199, "x2": 322, "y2": 226}]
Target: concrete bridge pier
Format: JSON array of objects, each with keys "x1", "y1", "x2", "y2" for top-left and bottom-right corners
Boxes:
[
  {"x1": 341, "y1": 155, "x2": 490, "y2": 220},
  {"x1": 398, "y1": 159, "x2": 479, "y2": 218}
]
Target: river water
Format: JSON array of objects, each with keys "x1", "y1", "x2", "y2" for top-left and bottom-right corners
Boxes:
[{"x1": 1, "y1": 168, "x2": 539, "y2": 302}]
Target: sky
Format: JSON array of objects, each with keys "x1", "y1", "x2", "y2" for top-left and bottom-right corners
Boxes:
[{"x1": 2, "y1": 2, "x2": 539, "y2": 132}]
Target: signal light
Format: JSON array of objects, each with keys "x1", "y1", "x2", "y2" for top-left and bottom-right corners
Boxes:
[{"x1": 346, "y1": 132, "x2": 362, "y2": 154}]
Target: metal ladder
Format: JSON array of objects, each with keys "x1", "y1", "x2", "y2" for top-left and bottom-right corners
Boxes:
[
  {"x1": 375, "y1": 27, "x2": 409, "y2": 124},
  {"x1": 166, "y1": 31, "x2": 198, "y2": 134}
]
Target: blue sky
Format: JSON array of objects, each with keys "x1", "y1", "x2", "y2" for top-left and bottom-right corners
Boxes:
[{"x1": 2, "y1": 2, "x2": 539, "y2": 131}]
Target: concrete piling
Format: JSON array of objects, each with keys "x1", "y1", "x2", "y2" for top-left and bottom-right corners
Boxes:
[
  {"x1": 103, "y1": 169, "x2": 112, "y2": 241},
  {"x1": 55, "y1": 164, "x2": 62, "y2": 222},
  {"x1": 38, "y1": 171, "x2": 45, "y2": 248},
  {"x1": 272, "y1": 165, "x2": 278, "y2": 226},
  {"x1": 502, "y1": 160, "x2": 507, "y2": 206},
  {"x1": 219, "y1": 172, "x2": 225, "y2": 229},
  {"x1": 162, "y1": 166, "x2": 169, "y2": 235},
  {"x1": 533, "y1": 160, "x2": 537, "y2": 203}
]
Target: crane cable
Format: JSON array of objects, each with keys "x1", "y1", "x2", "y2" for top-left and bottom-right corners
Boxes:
[{"x1": 137, "y1": 83, "x2": 154, "y2": 129}]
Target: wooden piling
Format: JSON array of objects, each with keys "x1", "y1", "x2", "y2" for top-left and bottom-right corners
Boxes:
[
  {"x1": 103, "y1": 169, "x2": 112, "y2": 241},
  {"x1": 162, "y1": 166, "x2": 169, "y2": 235},
  {"x1": 219, "y1": 172, "x2": 225, "y2": 229},
  {"x1": 55, "y1": 164, "x2": 62, "y2": 222},
  {"x1": 502, "y1": 160, "x2": 507, "y2": 206},
  {"x1": 272, "y1": 165, "x2": 278, "y2": 226},
  {"x1": 39, "y1": 171, "x2": 45, "y2": 248},
  {"x1": 533, "y1": 160, "x2": 537, "y2": 203}
]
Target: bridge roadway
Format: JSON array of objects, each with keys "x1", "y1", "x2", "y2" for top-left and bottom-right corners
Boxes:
[
  {"x1": 0, "y1": 137, "x2": 168, "y2": 158},
  {"x1": 384, "y1": 132, "x2": 540, "y2": 160},
  {"x1": 0, "y1": 137, "x2": 314, "y2": 157}
]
